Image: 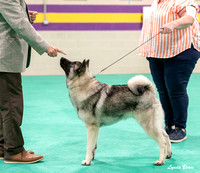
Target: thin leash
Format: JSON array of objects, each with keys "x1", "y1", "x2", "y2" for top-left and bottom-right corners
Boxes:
[{"x1": 95, "y1": 32, "x2": 160, "y2": 75}]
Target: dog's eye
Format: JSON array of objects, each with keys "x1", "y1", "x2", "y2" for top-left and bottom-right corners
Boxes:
[{"x1": 70, "y1": 63, "x2": 75, "y2": 67}]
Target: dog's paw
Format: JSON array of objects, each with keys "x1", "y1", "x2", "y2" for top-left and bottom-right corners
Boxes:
[
  {"x1": 166, "y1": 152, "x2": 172, "y2": 159},
  {"x1": 82, "y1": 160, "x2": 91, "y2": 166},
  {"x1": 154, "y1": 160, "x2": 164, "y2": 166}
]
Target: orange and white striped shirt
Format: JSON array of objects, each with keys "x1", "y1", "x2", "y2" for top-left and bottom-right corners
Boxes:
[{"x1": 137, "y1": 0, "x2": 200, "y2": 58}]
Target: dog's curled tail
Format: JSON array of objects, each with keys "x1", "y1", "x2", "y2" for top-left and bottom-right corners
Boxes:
[{"x1": 127, "y1": 75, "x2": 156, "y2": 96}]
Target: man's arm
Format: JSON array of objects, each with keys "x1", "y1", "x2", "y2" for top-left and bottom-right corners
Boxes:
[{"x1": 0, "y1": 0, "x2": 51, "y2": 55}]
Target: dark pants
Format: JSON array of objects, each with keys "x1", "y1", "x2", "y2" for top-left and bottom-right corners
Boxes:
[
  {"x1": 147, "y1": 45, "x2": 199, "y2": 129},
  {"x1": 0, "y1": 72, "x2": 24, "y2": 156}
]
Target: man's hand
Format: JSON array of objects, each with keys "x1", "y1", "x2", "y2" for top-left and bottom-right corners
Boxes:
[
  {"x1": 29, "y1": 11, "x2": 38, "y2": 23},
  {"x1": 47, "y1": 46, "x2": 67, "y2": 57}
]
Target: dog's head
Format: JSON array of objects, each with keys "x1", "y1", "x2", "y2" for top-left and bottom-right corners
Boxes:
[{"x1": 60, "y1": 57, "x2": 90, "y2": 80}]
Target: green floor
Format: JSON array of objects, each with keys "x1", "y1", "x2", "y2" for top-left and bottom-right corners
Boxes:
[{"x1": 1, "y1": 74, "x2": 200, "y2": 173}]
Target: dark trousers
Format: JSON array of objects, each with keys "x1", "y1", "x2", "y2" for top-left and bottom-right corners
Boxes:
[
  {"x1": 147, "y1": 45, "x2": 199, "y2": 129},
  {"x1": 0, "y1": 72, "x2": 24, "y2": 156}
]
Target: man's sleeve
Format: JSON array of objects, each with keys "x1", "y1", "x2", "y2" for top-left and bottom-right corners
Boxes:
[{"x1": 0, "y1": 0, "x2": 50, "y2": 55}]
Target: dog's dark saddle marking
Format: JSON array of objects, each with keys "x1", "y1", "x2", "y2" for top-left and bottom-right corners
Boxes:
[
  {"x1": 106, "y1": 85, "x2": 127, "y2": 97},
  {"x1": 102, "y1": 85, "x2": 139, "y2": 118}
]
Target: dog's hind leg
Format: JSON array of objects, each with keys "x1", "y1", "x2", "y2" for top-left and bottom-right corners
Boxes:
[
  {"x1": 141, "y1": 125, "x2": 167, "y2": 166},
  {"x1": 137, "y1": 120, "x2": 167, "y2": 165},
  {"x1": 135, "y1": 110, "x2": 167, "y2": 166},
  {"x1": 162, "y1": 129, "x2": 172, "y2": 159},
  {"x1": 82, "y1": 124, "x2": 99, "y2": 166},
  {"x1": 152, "y1": 132, "x2": 167, "y2": 166}
]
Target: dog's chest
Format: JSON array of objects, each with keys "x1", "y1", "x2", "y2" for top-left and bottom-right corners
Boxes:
[
  {"x1": 77, "y1": 110, "x2": 96, "y2": 124},
  {"x1": 69, "y1": 94, "x2": 97, "y2": 124}
]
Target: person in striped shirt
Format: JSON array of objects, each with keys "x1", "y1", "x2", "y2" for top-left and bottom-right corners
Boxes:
[{"x1": 137, "y1": 0, "x2": 200, "y2": 143}]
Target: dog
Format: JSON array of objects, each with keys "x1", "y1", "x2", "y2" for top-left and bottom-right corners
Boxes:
[{"x1": 60, "y1": 57, "x2": 172, "y2": 166}]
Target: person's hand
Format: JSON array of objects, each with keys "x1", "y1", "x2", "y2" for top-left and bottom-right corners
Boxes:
[
  {"x1": 47, "y1": 46, "x2": 67, "y2": 57},
  {"x1": 29, "y1": 11, "x2": 38, "y2": 23},
  {"x1": 160, "y1": 22, "x2": 175, "y2": 34}
]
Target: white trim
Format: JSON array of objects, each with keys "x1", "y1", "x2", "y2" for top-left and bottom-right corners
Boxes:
[{"x1": 186, "y1": 6, "x2": 196, "y2": 19}]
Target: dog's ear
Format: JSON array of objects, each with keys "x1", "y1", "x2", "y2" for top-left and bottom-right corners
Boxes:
[
  {"x1": 81, "y1": 59, "x2": 87, "y2": 69},
  {"x1": 82, "y1": 59, "x2": 86, "y2": 67},
  {"x1": 86, "y1": 59, "x2": 90, "y2": 68},
  {"x1": 76, "y1": 59, "x2": 87, "y2": 75}
]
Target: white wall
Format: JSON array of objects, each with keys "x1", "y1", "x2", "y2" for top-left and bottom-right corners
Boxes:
[{"x1": 23, "y1": 31, "x2": 151, "y2": 75}]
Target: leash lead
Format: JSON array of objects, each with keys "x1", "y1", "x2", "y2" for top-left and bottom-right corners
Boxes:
[{"x1": 96, "y1": 32, "x2": 160, "y2": 75}]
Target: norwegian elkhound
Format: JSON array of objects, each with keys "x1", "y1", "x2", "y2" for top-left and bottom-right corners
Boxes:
[{"x1": 60, "y1": 57, "x2": 172, "y2": 166}]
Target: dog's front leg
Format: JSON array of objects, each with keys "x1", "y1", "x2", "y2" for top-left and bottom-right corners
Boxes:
[{"x1": 82, "y1": 124, "x2": 99, "y2": 166}]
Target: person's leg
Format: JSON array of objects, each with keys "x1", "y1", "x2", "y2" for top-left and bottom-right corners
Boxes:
[
  {"x1": 0, "y1": 72, "x2": 44, "y2": 163},
  {"x1": 164, "y1": 45, "x2": 199, "y2": 129},
  {"x1": 164, "y1": 45, "x2": 199, "y2": 142},
  {"x1": 0, "y1": 72, "x2": 25, "y2": 156},
  {"x1": 147, "y1": 58, "x2": 174, "y2": 129}
]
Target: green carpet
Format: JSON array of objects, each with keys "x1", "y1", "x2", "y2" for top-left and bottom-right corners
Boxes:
[{"x1": 0, "y1": 74, "x2": 200, "y2": 173}]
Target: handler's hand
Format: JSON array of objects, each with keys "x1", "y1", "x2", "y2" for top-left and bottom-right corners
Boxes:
[
  {"x1": 29, "y1": 11, "x2": 38, "y2": 23},
  {"x1": 160, "y1": 22, "x2": 175, "y2": 34},
  {"x1": 47, "y1": 46, "x2": 67, "y2": 57}
]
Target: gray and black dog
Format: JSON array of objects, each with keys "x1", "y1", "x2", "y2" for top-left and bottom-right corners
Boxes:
[{"x1": 60, "y1": 57, "x2": 172, "y2": 166}]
